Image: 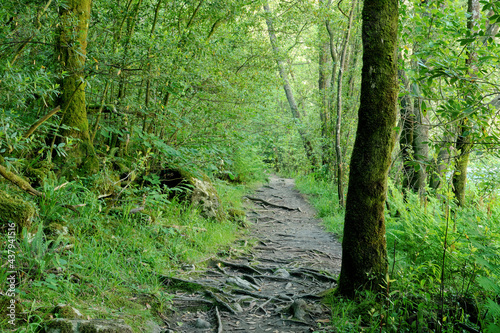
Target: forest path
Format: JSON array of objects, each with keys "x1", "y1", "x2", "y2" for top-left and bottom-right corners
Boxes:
[{"x1": 162, "y1": 174, "x2": 342, "y2": 333}]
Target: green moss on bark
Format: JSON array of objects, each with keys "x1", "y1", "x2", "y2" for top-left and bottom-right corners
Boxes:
[
  {"x1": 0, "y1": 190, "x2": 35, "y2": 231},
  {"x1": 58, "y1": 0, "x2": 99, "y2": 175},
  {"x1": 337, "y1": 0, "x2": 398, "y2": 298}
]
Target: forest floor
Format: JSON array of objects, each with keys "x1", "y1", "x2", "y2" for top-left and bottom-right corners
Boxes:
[{"x1": 162, "y1": 174, "x2": 342, "y2": 333}]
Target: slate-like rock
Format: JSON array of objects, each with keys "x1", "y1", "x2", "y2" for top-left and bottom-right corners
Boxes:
[{"x1": 46, "y1": 318, "x2": 133, "y2": 333}]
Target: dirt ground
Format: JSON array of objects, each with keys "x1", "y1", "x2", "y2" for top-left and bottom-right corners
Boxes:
[{"x1": 162, "y1": 174, "x2": 343, "y2": 333}]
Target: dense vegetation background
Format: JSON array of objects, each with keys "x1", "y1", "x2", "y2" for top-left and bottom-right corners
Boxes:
[{"x1": 0, "y1": 0, "x2": 499, "y2": 331}]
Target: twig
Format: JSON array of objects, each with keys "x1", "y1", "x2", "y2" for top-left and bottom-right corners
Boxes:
[
  {"x1": 129, "y1": 206, "x2": 144, "y2": 214},
  {"x1": 54, "y1": 182, "x2": 69, "y2": 191},
  {"x1": 61, "y1": 203, "x2": 86, "y2": 213},
  {"x1": 0, "y1": 163, "x2": 43, "y2": 196},
  {"x1": 23, "y1": 106, "x2": 61, "y2": 139},
  {"x1": 255, "y1": 296, "x2": 274, "y2": 315}
]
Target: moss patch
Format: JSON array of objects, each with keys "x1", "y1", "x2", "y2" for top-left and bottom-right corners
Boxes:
[{"x1": 0, "y1": 190, "x2": 35, "y2": 231}]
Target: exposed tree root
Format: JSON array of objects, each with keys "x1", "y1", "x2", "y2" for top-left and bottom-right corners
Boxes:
[{"x1": 244, "y1": 195, "x2": 300, "y2": 211}]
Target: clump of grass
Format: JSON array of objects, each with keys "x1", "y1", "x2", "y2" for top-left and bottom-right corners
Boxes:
[{"x1": 295, "y1": 173, "x2": 345, "y2": 238}]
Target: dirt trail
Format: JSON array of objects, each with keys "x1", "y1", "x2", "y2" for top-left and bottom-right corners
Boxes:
[{"x1": 162, "y1": 175, "x2": 343, "y2": 333}]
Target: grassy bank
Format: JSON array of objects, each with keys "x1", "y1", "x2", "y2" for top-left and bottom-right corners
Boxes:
[
  {"x1": 0, "y1": 175, "x2": 263, "y2": 332},
  {"x1": 295, "y1": 173, "x2": 500, "y2": 332}
]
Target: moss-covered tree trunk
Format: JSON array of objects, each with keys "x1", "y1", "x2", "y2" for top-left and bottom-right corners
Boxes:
[
  {"x1": 58, "y1": 0, "x2": 98, "y2": 174},
  {"x1": 337, "y1": 0, "x2": 398, "y2": 298}
]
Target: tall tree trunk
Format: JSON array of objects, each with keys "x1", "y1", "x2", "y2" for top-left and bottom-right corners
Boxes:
[
  {"x1": 335, "y1": 0, "x2": 357, "y2": 208},
  {"x1": 452, "y1": 0, "x2": 479, "y2": 206},
  {"x1": 337, "y1": 0, "x2": 398, "y2": 298},
  {"x1": 326, "y1": 20, "x2": 339, "y2": 170},
  {"x1": 264, "y1": 3, "x2": 318, "y2": 169},
  {"x1": 398, "y1": 68, "x2": 415, "y2": 191},
  {"x1": 399, "y1": 61, "x2": 429, "y2": 197},
  {"x1": 58, "y1": 0, "x2": 98, "y2": 174},
  {"x1": 412, "y1": 96, "x2": 429, "y2": 196},
  {"x1": 318, "y1": 0, "x2": 332, "y2": 167},
  {"x1": 319, "y1": 39, "x2": 330, "y2": 167}
]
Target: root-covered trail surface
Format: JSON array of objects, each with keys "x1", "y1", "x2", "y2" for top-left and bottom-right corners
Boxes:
[{"x1": 162, "y1": 175, "x2": 342, "y2": 332}]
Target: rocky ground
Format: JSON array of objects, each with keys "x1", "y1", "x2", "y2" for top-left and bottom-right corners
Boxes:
[{"x1": 162, "y1": 175, "x2": 343, "y2": 333}]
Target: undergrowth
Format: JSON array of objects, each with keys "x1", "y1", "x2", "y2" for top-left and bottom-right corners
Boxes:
[
  {"x1": 0, "y1": 166, "x2": 264, "y2": 332},
  {"x1": 295, "y1": 174, "x2": 345, "y2": 238},
  {"x1": 297, "y1": 173, "x2": 500, "y2": 333}
]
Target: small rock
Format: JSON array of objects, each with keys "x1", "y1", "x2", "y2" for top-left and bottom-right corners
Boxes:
[
  {"x1": 46, "y1": 318, "x2": 133, "y2": 333},
  {"x1": 195, "y1": 318, "x2": 211, "y2": 329},
  {"x1": 285, "y1": 282, "x2": 293, "y2": 289},
  {"x1": 274, "y1": 268, "x2": 290, "y2": 278},
  {"x1": 233, "y1": 302, "x2": 243, "y2": 312},
  {"x1": 145, "y1": 320, "x2": 163, "y2": 333},
  {"x1": 290, "y1": 299, "x2": 307, "y2": 321}
]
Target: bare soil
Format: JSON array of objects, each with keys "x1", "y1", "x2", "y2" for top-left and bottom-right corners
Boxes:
[{"x1": 162, "y1": 175, "x2": 343, "y2": 333}]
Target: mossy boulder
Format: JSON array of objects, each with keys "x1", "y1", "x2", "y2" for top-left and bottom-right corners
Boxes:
[
  {"x1": 158, "y1": 169, "x2": 225, "y2": 221},
  {"x1": 190, "y1": 176, "x2": 224, "y2": 221},
  {"x1": 53, "y1": 304, "x2": 82, "y2": 319},
  {"x1": 0, "y1": 296, "x2": 25, "y2": 328},
  {"x1": 0, "y1": 190, "x2": 35, "y2": 231}
]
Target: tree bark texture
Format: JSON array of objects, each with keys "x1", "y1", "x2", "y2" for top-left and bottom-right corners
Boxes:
[
  {"x1": 58, "y1": 0, "x2": 98, "y2": 174},
  {"x1": 318, "y1": 0, "x2": 332, "y2": 167},
  {"x1": 400, "y1": 89, "x2": 429, "y2": 195},
  {"x1": 452, "y1": 0, "x2": 479, "y2": 206},
  {"x1": 398, "y1": 69, "x2": 415, "y2": 191},
  {"x1": 337, "y1": 0, "x2": 398, "y2": 297},
  {"x1": 411, "y1": 97, "x2": 429, "y2": 195},
  {"x1": 430, "y1": 135, "x2": 452, "y2": 190},
  {"x1": 335, "y1": 0, "x2": 357, "y2": 208},
  {"x1": 264, "y1": 3, "x2": 318, "y2": 169},
  {"x1": 319, "y1": 39, "x2": 330, "y2": 166}
]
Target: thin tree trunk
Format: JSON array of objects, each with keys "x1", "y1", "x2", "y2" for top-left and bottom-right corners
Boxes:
[
  {"x1": 430, "y1": 135, "x2": 452, "y2": 190},
  {"x1": 263, "y1": 3, "x2": 318, "y2": 169},
  {"x1": 337, "y1": 0, "x2": 398, "y2": 298},
  {"x1": 412, "y1": 96, "x2": 429, "y2": 196},
  {"x1": 326, "y1": 20, "x2": 339, "y2": 169},
  {"x1": 399, "y1": 68, "x2": 415, "y2": 191},
  {"x1": 318, "y1": 0, "x2": 332, "y2": 167},
  {"x1": 452, "y1": 0, "x2": 479, "y2": 206},
  {"x1": 335, "y1": 0, "x2": 357, "y2": 208},
  {"x1": 319, "y1": 39, "x2": 330, "y2": 166}
]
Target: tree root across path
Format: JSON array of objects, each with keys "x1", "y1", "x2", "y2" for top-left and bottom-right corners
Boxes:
[{"x1": 161, "y1": 175, "x2": 342, "y2": 333}]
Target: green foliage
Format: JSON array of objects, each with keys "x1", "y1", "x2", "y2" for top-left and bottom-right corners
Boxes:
[
  {"x1": 299, "y1": 174, "x2": 500, "y2": 332},
  {"x1": 17, "y1": 223, "x2": 68, "y2": 281},
  {"x1": 295, "y1": 173, "x2": 345, "y2": 237}
]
